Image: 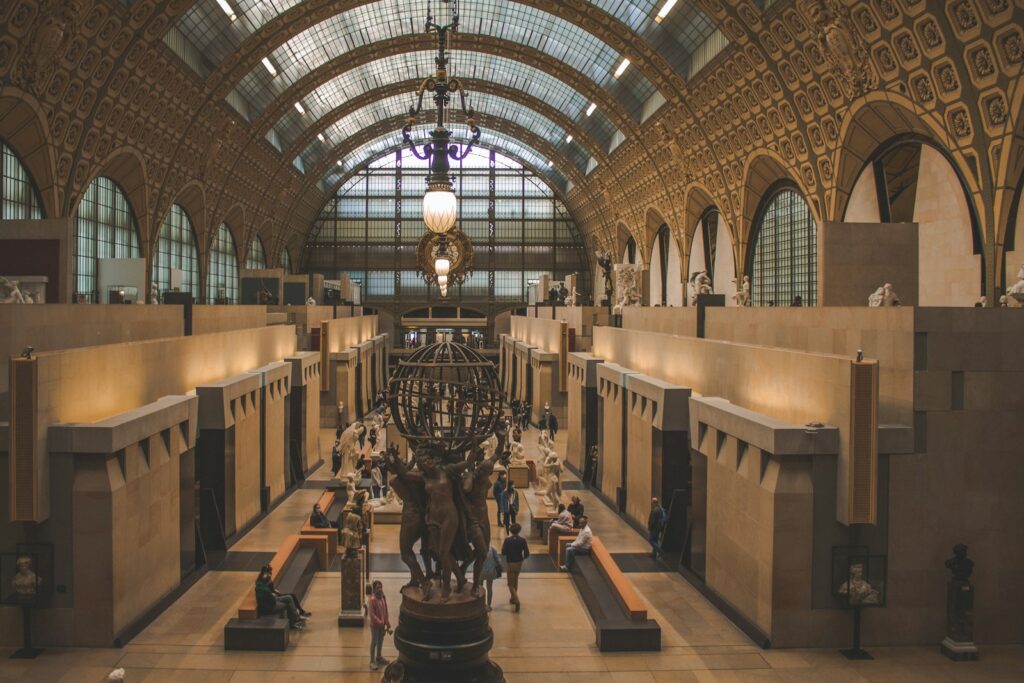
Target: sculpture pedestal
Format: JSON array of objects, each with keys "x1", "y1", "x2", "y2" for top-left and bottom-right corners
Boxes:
[
  {"x1": 941, "y1": 580, "x2": 978, "y2": 661},
  {"x1": 394, "y1": 581, "x2": 503, "y2": 682},
  {"x1": 337, "y1": 549, "x2": 365, "y2": 627},
  {"x1": 507, "y1": 464, "x2": 529, "y2": 488}
]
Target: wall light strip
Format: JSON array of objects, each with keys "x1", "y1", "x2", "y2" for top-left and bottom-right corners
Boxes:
[
  {"x1": 614, "y1": 58, "x2": 630, "y2": 79},
  {"x1": 261, "y1": 57, "x2": 277, "y2": 76},
  {"x1": 566, "y1": 134, "x2": 574, "y2": 143},
  {"x1": 294, "y1": 101, "x2": 305, "y2": 115},
  {"x1": 317, "y1": 133, "x2": 326, "y2": 143},
  {"x1": 586, "y1": 103, "x2": 597, "y2": 117},
  {"x1": 655, "y1": 0, "x2": 678, "y2": 23}
]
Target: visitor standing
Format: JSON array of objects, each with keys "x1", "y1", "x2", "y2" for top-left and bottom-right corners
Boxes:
[
  {"x1": 493, "y1": 472, "x2": 508, "y2": 528},
  {"x1": 331, "y1": 439, "x2": 342, "y2": 476},
  {"x1": 567, "y1": 496, "x2": 584, "y2": 525},
  {"x1": 647, "y1": 497, "x2": 667, "y2": 560},
  {"x1": 560, "y1": 515, "x2": 592, "y2": 572},
  {"x1": 479, "y1": 545, "x2": 503, "y2": 611},
  {"x1": 504, "y1": 481, "x2": 520, "y2": 533},
  {"x1": 500, "y1": 523, "x2": 530, "y2": 612},
  {"x1": 547, "y1": 411, "x2": 559, "y2": 438},
  {"x1": 368, "y1": 580, "x2": 392, "y2": 670}
]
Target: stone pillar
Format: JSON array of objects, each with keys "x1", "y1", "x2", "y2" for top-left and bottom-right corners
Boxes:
[
  {"x1": 596, "y1": 363, "x2": 636, "y2": 507},
  {"x1": 566, "y1": 353, "x2": 602, "y2": 474},
  {"x1": 248, "y1": 361, "x2": 292, "y2": 509},
  {"x1": 357, "y1": 340, "x2": 375, "y2": 419},
  {"x1": 286, "y1": 352, "x2": 323, "y2": 477},
  {"x1": 513, "y1": 341, "x2": 534, "y2": 405},
  {"x1": 323, "y1": 348, "x2": 358, "y2": 427},
  {"x1": 529, "y1": 350, "x2": 564, "y2": 423},
  {"x1": 197, "y1": 373, "x2": 263, "y2": 538},
  {"x1": 338, "y1": 548, "x2": 366, "y2": 627}
]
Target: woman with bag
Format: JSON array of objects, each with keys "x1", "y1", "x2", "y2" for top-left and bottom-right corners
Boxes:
[{"x1": 479, "y1": 546, "x2": 503, "y2": 611}]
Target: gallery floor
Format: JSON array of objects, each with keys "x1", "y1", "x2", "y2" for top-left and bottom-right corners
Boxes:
[{"x1": 1, "y1": 430, "x2": 1022, "y2": 683}]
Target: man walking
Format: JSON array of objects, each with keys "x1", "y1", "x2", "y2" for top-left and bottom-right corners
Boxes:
[
  {"x1": 500, "y1": 523, "x2": 530, "y2": 612},
  {"x1": 647, "y1": 497, "x2": 667, "y2": 560}
]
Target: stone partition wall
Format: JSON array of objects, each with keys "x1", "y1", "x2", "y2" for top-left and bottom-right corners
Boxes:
[
  {"x1": 620, "y1": 306, "x2": 698, "y2": 337},
  {"x1": 817, "y1": 222, "x2": 919, "y2": 307},
  {"x1": 565, "y1": 353, "x2": 602, "y2": 473},
  {"x1": 248, "y1": 361, "x2": 291, "y2": 508},
  {"x1": 286, "y1": 352, "x2": 323, "y2": 476},
  {"x1": 529, "y1": 350, "x2": 564, "y2": 423},
  {"x1": 13, "y1": 395, "x2": 199, "y2": 647},
  {"x1": 197, "y1": 373, "x2": 263, "y2": 538},
  {"x1": 513, "y1": 342, "x2": 534, "y2": 405},
  {"x1": 324, "y1": 348, "x2": 359, "y2": 427},
  {"x1": 191, "y1": 305, "x2": 269, "y2": 335},
  {"x1": 596, "y1": 363, "x2": 636, "y2": 508},
  {"x1": 357, "y1": 340, "x2": 375, "y2": 418}
]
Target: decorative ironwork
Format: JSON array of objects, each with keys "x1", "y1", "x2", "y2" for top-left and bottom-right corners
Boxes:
[{"x1": 416, "y1": 228, "x2": 474, "y2": 287}]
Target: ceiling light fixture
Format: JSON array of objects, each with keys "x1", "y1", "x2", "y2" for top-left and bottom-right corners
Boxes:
[
  {"x1": 294, "y1": 101, "x2": 305, "y2": 115},
  {"x1": 566, "y1": 134, "x2": 574, "y2": 143},
  {"x1": 655, "y1": 0, "x2": 678, "y2": 23},
  {"x1": 317, "y1": 133, "x2": 326, "y2": 143},
  {"x1": 216, "y1": 0, "x2": 237, "y2": 21},
  {"x1": 261, "y1": 57, "x2": 277, "y2": 76},
  {"x1": 336, "y1": 160, "x2": 343, "y2": 167},
  {"x1": 586, "y1": 102, "x2": 597, "y2": 117},
  {"x1": 614, "y1": 58, "x2": 630, "y2": 78}
]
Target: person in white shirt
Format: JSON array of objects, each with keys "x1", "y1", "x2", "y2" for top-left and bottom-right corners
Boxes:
[
  {"x1": 560, "y1": 516, "x2": 592, "y2": 572},
  {"x1": 548, "y1": 504, "x2": 575, "y2": 540}
]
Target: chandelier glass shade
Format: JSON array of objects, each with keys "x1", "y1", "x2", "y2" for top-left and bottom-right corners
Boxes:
[{"x1": 423, "y1": 183, "x2": 458, "y2": 234}]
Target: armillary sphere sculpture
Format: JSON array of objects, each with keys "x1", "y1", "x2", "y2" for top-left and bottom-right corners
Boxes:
[{"x1": 386, "y1": 341, "x2": 507, "y2": 682}]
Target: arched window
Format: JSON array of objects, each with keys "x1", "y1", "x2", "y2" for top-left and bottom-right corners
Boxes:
[
  {"x1": 2, "y1": 140, "x2": 43, "y2": 219},
  {"x1": 152, "y1": 204, "x2": 200, "y2": 299},
  {"x1": 280, "y1": 247, "x2": 292, "y2": 274},
  {"x1": 623, "y1": 236, "x2": 637, "y2": 264},
  {"x1": 208, "y1": 223, "x2": 239, "y2": 304},
  {"x1": 750, "y1": 184, "x2": 817, "y2": 307},
  {"x1": 246, "y1": 235, "x2": 267, "y2": 269},
  {"x1": 74, "y1": 176, "x2": 141, "y2": 302},
  {"x1": 653, "y1": 226, "x2": 670, "y2": 305}
]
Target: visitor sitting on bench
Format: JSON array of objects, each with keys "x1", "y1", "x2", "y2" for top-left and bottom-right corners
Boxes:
[
  {"x1": 255, "y1": 565, "x2": 311, "y2": 629},
  {"x1": 549, "y1": 503, "x2": 574, "y2": 538},
  {"x1": 310, "y1": 502, "x2": 338, "y2": 529},
  {"x1": 560, "y1": 515, "x2": 592, "y2": 572}
]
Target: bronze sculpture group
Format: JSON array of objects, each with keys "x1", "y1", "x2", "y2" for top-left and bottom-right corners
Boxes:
[{"x1": 384, "y1": 421, "x2": 509, "y2": 602}]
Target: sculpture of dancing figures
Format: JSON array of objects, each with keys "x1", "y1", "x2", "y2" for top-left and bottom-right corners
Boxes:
[
  {"x1": 417, "y1": 451, "x2": 471, "y2": 601},
  {"x1": 1008, "y1": 263, "x2": 1024, "y2": 304},
  {"x1": 461, "y1": 422, "x2": 508, "y2": 593},
  {"x1": 596, "y1": 250, "x2": 614, "y2": 305},
  {"x1": 733, "y1": 275, "x2": 751, "y2": 307},
  {"x1": 689, "y1": 270, "x2": 713, "y2": 305},
  {"x1": 0, "y1": 277, "x2": 27, "y2": 304},
  {"x1": 338, "y1": 422, "x2": 367, "y2": 477},
  {"x1": 542, "y1": 451, "x2": 562, "y2": 510},
  {"x1": 385, "y1": 445, "x2": 432, "y2": 592}
]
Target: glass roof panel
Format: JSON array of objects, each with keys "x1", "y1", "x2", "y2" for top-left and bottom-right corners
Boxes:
[
  {"x1": 291, "y1": 91, "x2": 590, "y2": 174},
  {"x1": 226, "y1": 0, "x2": 656, "y2": 120},
  {"x1": 268, "y1": 50, "x2": 619, "y2": 153},
  {"x1": 320, "y1": 124, "x2": 569, "y2": 192}
]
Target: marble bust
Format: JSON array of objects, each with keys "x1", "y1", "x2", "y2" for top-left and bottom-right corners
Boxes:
[
  {"x1": 12, "y1": 556, "x2": 40, "y2": 599},
  {"x1": 837, "y1": 563, "x2": 880, "y2": 606}
]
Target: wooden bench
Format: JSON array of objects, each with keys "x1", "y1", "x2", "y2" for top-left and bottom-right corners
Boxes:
[
  {"x1": 299, "y1": 489, "x2": 339, "y2": 558},
  {"x1": 566, "y1": 536, "x2": 661, "y2": 652},
  {"x1": 225, "y1": 533, "x2": 330, "y2": 651},
  {"x1": 550, "y1": 531, "x2": 578, "y2": 566}
]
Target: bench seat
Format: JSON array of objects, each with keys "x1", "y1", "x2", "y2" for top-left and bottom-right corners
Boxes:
[{"x1": 300, "y1": 490, "x2": 339, "y2": 557}]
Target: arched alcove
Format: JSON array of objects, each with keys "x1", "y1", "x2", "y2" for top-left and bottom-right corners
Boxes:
[{"x1": 687, "y1": 207, "x2": 737, "y2": 305}]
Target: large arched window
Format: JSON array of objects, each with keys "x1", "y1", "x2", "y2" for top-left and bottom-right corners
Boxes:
[
  {"x1": 750, "y1": 184, "x2": 817, "y2": 307},
  {"x1": 280, "y1": 247, "x2": 292, "y2": 274},
  {"x1": 623, "y1": 236, "x2": 637, "y2": 265},
  {"x1": 152, "y1": 204, "x2": 200, "y2": 299},
  {"x1": 2, "y1": 140, "x2": 43, "y2": 219},
  {"x1": 208, "y1": 223, "x2": 239, "y2": 304},
  {"x1": 246, "y1": 235, "x2": 267, "y2": 269},
  {"x1": 74, "y1": 176, "x2": 141, "y2": 302}
]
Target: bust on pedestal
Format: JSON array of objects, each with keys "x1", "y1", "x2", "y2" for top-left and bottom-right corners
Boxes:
[{"x1": 941, "y1": 544, "x2": 979, "y2": 661}]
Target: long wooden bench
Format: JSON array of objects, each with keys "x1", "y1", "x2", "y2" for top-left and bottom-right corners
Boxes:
[
  {"x1": 299, "y1": 489, "x2": 340, "y2": 558},
  {"x1": 224, "y1": 532, "x2": 330, "y2": 651},
  {"x1": 566, "y1": 536, "x2": 661, "y2": 652}
]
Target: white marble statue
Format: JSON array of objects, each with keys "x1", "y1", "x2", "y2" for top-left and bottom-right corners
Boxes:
[
  {"x1": 999, "y1": 295, "x2": 1009, "y2": 308},
  {"x1": 0, "y1": 277, "x2": 28, "y2": 304},
  {"x1": 508, "y1": 440, "x2": 526, "y2": 465},
  {"x1": 868, "y1": 283, "x2": 901, "y2": 307},
  {"x1": 732, "y1": 275, "x2": 751, "y2": 307},
  {"x1": 977, "y1": 296, "x2": 988, "y2": 308},
  {"x1": 689, "y1": 270, "x2": 713, "y2": 305},
  {"x1": 542, "y1": 451, "x2": 563, "y2": 510},
  {"x1": 150, "y1": 282, "x2": 159, "y2": 304},
  {"x1": 614, "y1": 263, "x2": 642, "y2": 308},
  {"x1": 867, "y1": 286, "x2": 884, "y2": 307},
  {"x1": 306, "y1": 296, "x2": 316, "y2": 306},
  {"x1": 1008, "y1": 264, "x2": 1024, "y2": 304},
  {"x1": 338, "y1": 421, "x2": 368, "y2": 477},
  {"x1": 566, "y1": 286, "x2": 578, "y2": 307}
]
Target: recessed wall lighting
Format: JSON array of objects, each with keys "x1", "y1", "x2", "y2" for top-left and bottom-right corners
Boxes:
[
  {"x1": 261, "y1": 57, "x2": 277, "y2": 76},
  {"x1": 614, "y1": 58, "x2": 630, "y2": 78},
  {"x1": 586, "y1": 103, "x2": 597, "y2": 117},
  {"x1": 317, "y1": 133, "x2": 326, "y2": 143},
  {"x1": 294, "y1": 101, "x2": 305, "y2": 115},
  {"x1": 566, "y1": 134, "x2": 574, "y2": 143}
]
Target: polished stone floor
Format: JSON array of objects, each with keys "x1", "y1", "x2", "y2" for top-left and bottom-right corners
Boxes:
[{"x1": 2, "y1": 427, "x2": 1022, "y2": 682}]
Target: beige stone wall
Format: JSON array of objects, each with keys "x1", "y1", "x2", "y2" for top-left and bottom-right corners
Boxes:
[
  {"x1": 599, "y1": 383, "x2": 624, "y2": 499},
  {"x1": 621, "y1": 306, "x2": 697, "y2": 337},
  {"x1": 844, "y1": 163, "x2": 881, "y2": 223},
  {"x1": 625, "y1": 409, "x2": 654, "y2": 527},
  {"x1": 192, "y1": 305, "x2": 268, "y2": 334},
  {"x1": 703, "y1": 307, "x2": 914, "y2": 425},
  {"x1": 817, "y1": 222, "x2": 918, "y2": 307},
  {"x1": 230, "y1": 394, "x2": 262, "y2": 535},
  {"x1": 566, "y1": 374, "x2": 583, "y2": 471},
  {"x1": 510, "y1": 315, "x2": 565, "y2": 355},
  {"x1": 915, "y1": 145, "x2": 982, "y2": 307},
  {"x1": 321, "y1": 315, "x2": 377, "y2": 354},
  {"x1": 263, "y1": 385, "x2": 287, "y2": 506}
]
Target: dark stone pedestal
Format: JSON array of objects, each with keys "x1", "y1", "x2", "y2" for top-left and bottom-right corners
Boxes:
[
  {"x1": 338, "y1": 549, "x2": 365, "y2": 627},
  {"x1": 394, "y1": 582, "x2": 503, "y2": 682},
  {"x1": 942, "y1": 580, "x2": 978, "y2": 661}
]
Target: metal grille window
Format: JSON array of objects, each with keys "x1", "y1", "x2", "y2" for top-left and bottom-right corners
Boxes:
[
  {"x1": 73, "y1": 176, "x2": 141, "y2": 302},
  {"x1": 208, "y1": 223, "x2": 239, "y2": 303},
  {"x1": 2, "y1": 140, "x2": 42, "y2": 220},
  {"x1": 280, "y1": 248, "x2": 292, "y2": 273},
  {"x1": 751, "y1": 187, "x2": 817, "y2": 307},
  {"x1": 305, "y1": 147, "x2": 589, "y2": 306},
  {"x1": 245, "y1": 235, "x2": 268, "y2": 269},
  {"x1": 152, "y1": 204, "x2": 200, "y2": 299}
]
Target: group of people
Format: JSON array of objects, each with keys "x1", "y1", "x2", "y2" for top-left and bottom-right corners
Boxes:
[{"x1": 509, "y1": 399, "x2": 531, "y2": 430}]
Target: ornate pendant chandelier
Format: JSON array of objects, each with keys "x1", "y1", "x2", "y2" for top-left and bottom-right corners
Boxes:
[{"x1": 403, "y1": 0, "x2": 477, "y2": 297}]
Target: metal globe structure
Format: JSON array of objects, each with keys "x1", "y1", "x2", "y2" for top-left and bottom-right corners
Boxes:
[{"x1": 388, "y1": 341, "x2": 503, "y2": 459}]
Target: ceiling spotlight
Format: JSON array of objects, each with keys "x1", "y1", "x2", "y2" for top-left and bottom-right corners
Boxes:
[
  {"x1": 586, "y1": 102, "x2": 597, "y2": 117},
  {"x1": 261, "y1": 57, "x2": 277, "y2": 76},
  {"x1": 614, "y1": 58, "x2": 630, "y2": 79},
  {"x1": 294, "y1": 101, "x2": 305, "y2": 115},
  {"x1": 655, "y1": 0, "x2": 678, "y2": 23},
  {"x1": 565, "y1": 134, "x2": 574, "y2": 143},
  {"x1": 317, "y1": 133, "x2": 326, "y2": 143},
  {"x1": 336, "y1": 159, "x2": 343, "y2": 167},
  {"x1": 216, "y1": 0, "x2": 237, "y2": 21}
]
